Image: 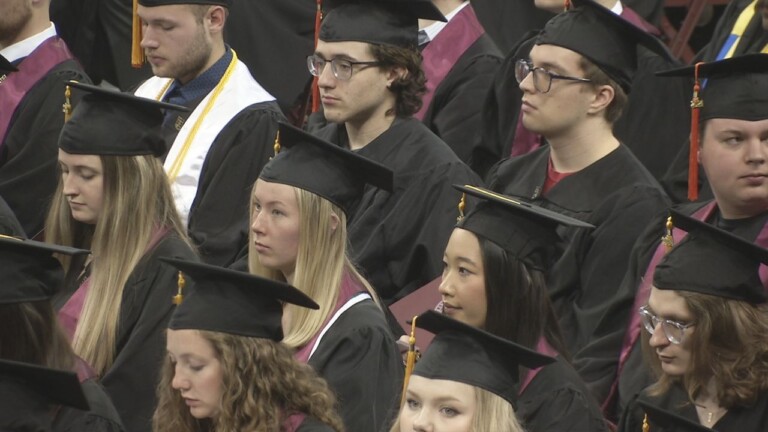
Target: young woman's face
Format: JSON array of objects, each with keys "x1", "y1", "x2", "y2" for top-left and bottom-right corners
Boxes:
[
  {"x1": 251, "y1": 179, "x2": 301, "y2": 280},
  {"x1": 58, "y1": 150, "x2": 104, "y2": 225},
  {"x1": 166, "y1": 329, "x2": 224, "y2": 420},
  {"x1": 439, "y1": 229, "x2": 488, "y2": 329},
  {"x1": 399, "y1": 375, "x2": 477, "y2": 432},
  {"x1": 646, "y1": 287, "x2": 695, "y2": 377}
]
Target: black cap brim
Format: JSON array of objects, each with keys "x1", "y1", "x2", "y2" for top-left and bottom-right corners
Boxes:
[{"x1": 0, "y1": 360, "x2": 89, "y2": 411}]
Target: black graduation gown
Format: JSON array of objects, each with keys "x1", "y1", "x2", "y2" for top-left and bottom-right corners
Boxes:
[
  {"x1": 518, "y1": 356, "x2": 609, "y2": 432},
  {"x1": 421, "y1": 33, "x2": 503, "y2": 166},
  {"x1": 696, "y1": 0, "x2": 768, "y2": 63},
  {"x1": 0, "y1": 194, "x2": 25, "y2": 237},
  {"x1": 295, "y1": 417, "x2": 336, "y2": 432},
  {"x1": 184, "y1": 102, "x2": 284, "y2": 267},
  {"x1": 470, "y1": 0, "x2": 554, "y2": 55},
  {"x1": 224, "y1": 1, "x2": 315, "y2": 123},
  {"x1": 307, "y1": 299, "x2": 404, "y2": 432},
  {"x1": 53, "y1": 234, "x2": 198, "y2": 432},
  {"x1": 313, "y1": 118, "x2": 482, "y2": 303},
  {"x1": 53, "y1": 379, "x2": 124, "y2": 432},
  {"x1": 619, "y1": 385, "x2": 768, "y2": 432},
  {"x1": 0, "y1": 60, "x2": 89, "y2": 238},
  {"x1": 486, "y1": 145, "x2": 670, "y2": 356}
]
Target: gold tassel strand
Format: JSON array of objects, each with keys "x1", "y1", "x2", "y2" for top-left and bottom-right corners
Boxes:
[{"x1": 172, "y1": 271, "x2": 185, "y2": 305}]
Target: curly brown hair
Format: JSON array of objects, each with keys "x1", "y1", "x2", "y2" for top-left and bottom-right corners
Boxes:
[
  {"x1": 153, "y1": 331, "x2": 345, "y2": 432},
  {"x1": 644, "y1": 292, "x2": 768, "y2": 408},
  {"x1": 368, "y1": 43, "x2": 427, "y2": 118}
]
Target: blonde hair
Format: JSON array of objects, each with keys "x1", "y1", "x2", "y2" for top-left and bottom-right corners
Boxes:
[
  {"x1": 153, "y1": 331, "x2": 345, "y2": 432},
  {"x1": 388, "y1": 385, "x2": 524, "y2": 432},
  {"x1": 249, "y1": 184, "x2": 379, "y2": 348},
  {"x1": 45, "y1": 154, "x2": 191, "y2": 375}
]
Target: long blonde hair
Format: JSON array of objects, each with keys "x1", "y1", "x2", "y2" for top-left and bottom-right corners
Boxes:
[
  {"x1": 249, "y1": 185, "x2": 379, "y2": 348},
  {"x1": 45, "y1": 154, "x2": 191, "y2": 375},
  {"x1": 153, "y1": 331, "x2": 345, "y2": 432},
  {"x1": 388, "y1": 385, "x2": 524, "y2": 432}
]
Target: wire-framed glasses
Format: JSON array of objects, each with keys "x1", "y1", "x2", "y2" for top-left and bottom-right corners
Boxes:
[
  {"x1": 638, "y1": 305, "x2": 695, "y2": 345},
  {"x1": 514, "y1": 59, "x2": 593, "y2": 93},
  {"x1": 307, "y1": 55, "x2": 381, "y2": 81}
]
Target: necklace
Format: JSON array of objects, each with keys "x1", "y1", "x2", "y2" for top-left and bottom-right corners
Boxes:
[{"x1": 694, "y1": 402, "x2": 726, "y2": 425}]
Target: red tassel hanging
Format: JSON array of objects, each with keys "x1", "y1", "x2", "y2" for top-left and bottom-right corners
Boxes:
[
  {"x1": 688, "y1": 63, "x2": 704, "y2": 201},
  {"x1": 311, "y1": 0, "x2": 323, "y2": 113}
]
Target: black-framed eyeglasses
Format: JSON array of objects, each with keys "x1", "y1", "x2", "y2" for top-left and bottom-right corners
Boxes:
[
  {"x1": 514, "y1": 59, "x2": 593, "y2": 93},
  {"x1": 638, "y1": 305, "x2": 695, "y2": 345},
  {"x1": 307, "y1": 55, "x2": 381, "y2": 81}
]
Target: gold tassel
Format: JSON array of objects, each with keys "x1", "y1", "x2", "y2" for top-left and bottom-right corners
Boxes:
[
  {"x1": 273, "y1": 130, "x2": 281, "y2": 156},
  {"x1": 62, "y1": 84, "x2": 73, "y2": 122},
  {"x1": 172, "y1": 271, "x2": 185, "y2": 305},
  {"x1": 456, "y1": 193, "x2": 466, "y2": 222},
  {"x1": 661, "y1": 216, "x2": 674, "y2": 253},
  {"x1": 131, "y1": 0, "x2": 145, "y2": 68},
  {"x1": 401, "y1": 315, "x2": 419, "y2": 406},
  {"x1": 642, "y1": 413, "x2": 650, "y2": 432}
]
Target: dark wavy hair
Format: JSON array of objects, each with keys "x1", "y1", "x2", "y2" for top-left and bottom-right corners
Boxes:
[
  {"x1": 478, "y1": 235, "x2": 570, "y2": 377},
  {"x1": 368, "y1": 44, "x2": 427, "y2": 117},
  {"x1": 644, "y1": 291, "x2": 768, "y2": 408},
  {"x1": 153, "y1": 331, "x2": 345, "y2": 432}
]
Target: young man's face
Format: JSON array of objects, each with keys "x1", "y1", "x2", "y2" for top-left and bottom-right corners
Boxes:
[
  {"x1": 137, "y1": 4, "x2": 214, "y2": 85},
  {"x1": 314, "y1": 40, "x2": 396, "y2": 128},
  {"x1": 700, "y1": 117, "x2": 768, "y2": 219},
  {"x1": 518, "y1": 44, "x2": 596, "y2": 139}
]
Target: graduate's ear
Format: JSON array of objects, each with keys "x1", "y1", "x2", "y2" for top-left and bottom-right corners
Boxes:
[
  {"x1": 386, "y1": 65, "x2": 408, "y2": 88},
  {"x1": 586, "y1": 84, "x2": 615, "y2": 116},
  {"x1": 206, "y1": 6, "x2": 227, "y2": 34},
  {"x1": 329, "y1": 212, "x2": 340, "y2": 232}
]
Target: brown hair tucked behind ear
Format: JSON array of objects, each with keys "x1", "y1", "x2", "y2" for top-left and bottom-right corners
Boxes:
[
  {"x1": 578, "y1": 56, "x2": 627, "y2": 124},
  {"x1": 369, "y1": 43, "x2": 426, "y2": 118}
]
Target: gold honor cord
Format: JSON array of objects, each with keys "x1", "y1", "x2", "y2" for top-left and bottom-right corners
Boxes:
[
  {"x1": 401, "y1": 315, "x2": 419, "y2": 406},
  {"x1": 154, "y1": 50, "x2": 240, "y2": 182}
]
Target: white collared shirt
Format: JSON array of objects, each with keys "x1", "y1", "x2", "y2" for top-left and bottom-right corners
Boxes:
[
  {"x1": 1, "y1": 22, "x2": 57, "y2": 63},
  {"x1": 611, "y1": 1, "x2": 624, "y2": 15},
  {"x1": 421, "y1": 1, "x2": 470, "y2": 43}
]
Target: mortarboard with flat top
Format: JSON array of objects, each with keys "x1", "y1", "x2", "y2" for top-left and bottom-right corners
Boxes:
[
  {"x1": 655, "y1": 53, "x2": 768, "y2": 201},
  {"x1": 59, "y1": 81, "x2": 188, "y2": 157},
  {"x1": 163, "y1": 258, "x2": 319, "y2": 340},
  {"x1": 454, "y1": 184, "x2": 593, "y2": 270},
  {"x1": 535, "y1": 0, "x2": 674, "y2": 93},
  {"x1": 653, "y1": 209, "x2": 768, "y2": 304},
  {"x1": 637, "y1": 400, "x2": 715, "y2": 432},
  {"x1": 412, "y1": 310, "x2": 555, "y2": 406},
  {"x1": 0, "y1": 236, "x2": 90, "y2": 304},
  {"x1": 259, "y1": 122, "x2": 393, "y2": 215},
  {"x1": 0, "y1": 359, "x2": 90, "y2": 411},
  {"x1": 320, "y1": 0, "x2": 446, "y2": 48}
]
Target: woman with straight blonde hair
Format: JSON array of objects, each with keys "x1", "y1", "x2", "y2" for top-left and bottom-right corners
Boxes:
[
  {"x1": 247, "y1": 123, "x2": 403, "y2": 432},
  {"x1": 45, "y1": 82, "x2": 198, "y2": 432}
]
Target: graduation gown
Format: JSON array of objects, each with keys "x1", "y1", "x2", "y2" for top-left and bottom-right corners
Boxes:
[
  {"x1": 0, "y1": 194, "x2": 25, "y2": 237},
  {"x1": 619, "y1": 385, "x2": 768, "y2": 432},
  {"x1": 419, "y1": 11, "x2": 503, "y2": 166},
  {"x1": 518, "y1": 356, "x2": 609, "y2": 432},
  {"x1": 470, "y1": 0, "x2": 554, "y2": 55},
  {"x1": 0, "y1": 58, "x2": 89, "y2": 238},
  {"x1": 295, "y1": 418, "x2": 335, "y2": 432},
  {"x1": 486, "y1": 144, "x2": 669, "y2": 357},
  {"x1": 314, "y1": 118, "x2": 481, "y2": 303},
  {"x1": 307, "y1": 297, "x2": 404, "y2": 432},
  {"x1": 135, "y1": 60, "x2": 284, "y2": 267},
  {"x1": 53, "y1": 379, "x2": 124, "y2": 432},
  {"x1": 54, "y1": 234, "x2": 198, "y2": 432}
]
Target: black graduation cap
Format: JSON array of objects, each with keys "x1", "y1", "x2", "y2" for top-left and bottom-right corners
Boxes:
[
  {"x1": 0, "y1": 236, "x2": 90, "y2": 304},
  {"x1": 656, "y1": 54, "x2": 768, "y2": 122},
  {"x1": 454, "y1": 185, "x2": 593, "y2": 270},
  {"x1": 162, "y1": 258, "x2": 320, "y2": 340},
  {"x1": 653, "y1": 209, "x2": 768, "y2": 304},
  {"x1": 58, "y1": 81, "x2": 188, "y2": 157},
  {"x1": 535, "y1": 0, "x2": 674, "y2": 93},
  {"x1": 0, "y1": 54, "x2": 17, "y2": 73},
  {"x1": 320, "y1": 0, "x2": 446, "y2": 48},
  {"x1": 637, "y1": 400, "x2": 715, "y2": 432},
  {"x1": 412, "y1": 310, "x2": 555, "y2": 406},
  {"x1": 138, "y1": 0, "x2": 232, "y2": 6},
  {"x1": 259, "y1": 122, "x2": 393, "y2": 215},
  {"x1": 0, "y1": 359, "x2": 90, "y2": 411}
]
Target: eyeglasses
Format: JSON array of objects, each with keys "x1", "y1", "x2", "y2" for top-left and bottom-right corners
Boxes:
[
  {"x1": 514, "y1": 59, "x2": 593, "y2": 93},
  {"x1": 638, "y1": 305, "x2": 695, "y2": 345},
  {"x1": 307, "y1": 55, "x2": 381, "y2": 81}
]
